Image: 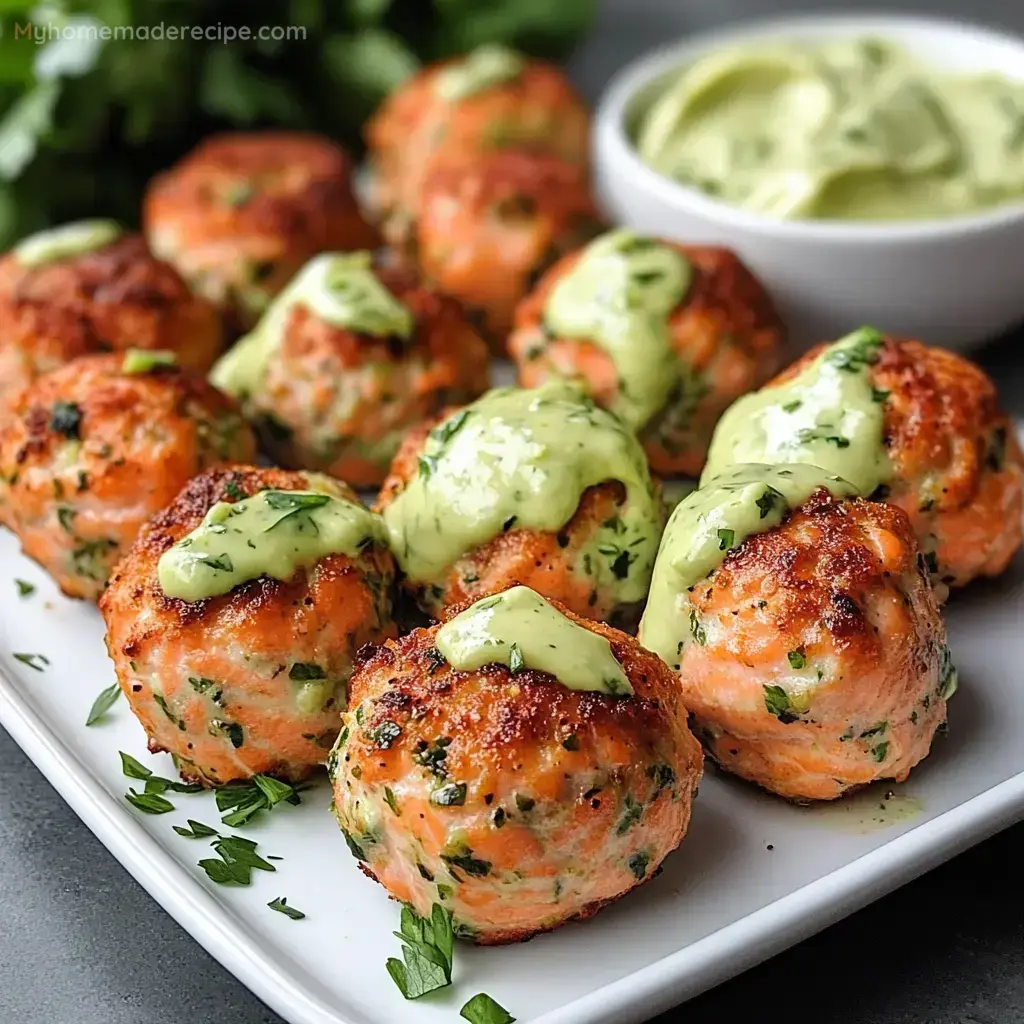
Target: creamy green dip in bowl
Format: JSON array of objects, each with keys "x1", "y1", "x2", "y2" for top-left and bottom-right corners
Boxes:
[{"x1": 593, "y1": 13, "x2": 1024, "y2": 349}]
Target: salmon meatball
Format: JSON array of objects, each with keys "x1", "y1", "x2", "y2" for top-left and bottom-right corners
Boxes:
[
  {"x1": 705, "y1": 330, "x2": 1024, "y2": 590},
  {"x1": 641, "y1": 471, "x2": 951, "y2": 802},
  {"x1": 376, "y1": 383, "x2": 666, "y2": 624},
  {"x1": 401, "y1": 151, "x2": 604, "y2": 348},
  {"x1": 144, "y1": 132, "x2": 378, "y2": 333},
  {"x1": 0, "y1": 353, "x2": 255, "y2": 600},
  {"x1": 211, "y1": 252, "x2": 490, "y2": 488},
  {"x1": 0, "y1": 223, "x2": 222, "y2": 403},
  {"x1": 509, "y1": 232, "x2": 784, "y2": 477},
  {"x1": 367, "y1": 44, "x2": 589, "y2": 231},
  {"x1": 329, "y1": 587, "x2": 702, "y2": 943},
  {"x1": 100, "y1": 466, "x2": 397, "y2": 786}
]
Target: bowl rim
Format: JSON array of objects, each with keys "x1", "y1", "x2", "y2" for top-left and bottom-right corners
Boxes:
[{"x1": 594, "y1": 9, "x2": 1024, "y2": 243}]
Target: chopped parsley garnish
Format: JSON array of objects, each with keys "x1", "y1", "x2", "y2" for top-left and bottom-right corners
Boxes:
[
  {"x1": 755, "y1": 486, "x2": 780, "y2": 519},
  {"x1": 717, "y1": 528, "x2": 734, "y2": 550},
  {"x1": 825, "y1": 329, "x2": 883, "y2": 373},
  {"x1": 646, "y1": 764, "x2": 676, "y2": 791},
  {"x1": 386, "y1": 903, "x2": 454, "y2": 1000},
  {"x1": 688, "y1": 609, "x2": 706, "y2": 646},
  {"x1": 13, "y1": 652, "x2": 49, "y2": 672},
  {"x1": 871, "y1": 387, "x2": 891, "y2": 403},
  {"x1": 384, "y1": 787, "x2": 401, "y2": 815},
  {"x1": 413, "y1": 737, "x2": 452, "y2": 777},
  {"x1": 871, "y1": 741, "x2": 889, "y2": 763},
  {"x1": 56, "y1": 506, "x2": 76, "y2": 533},
  {"x1": 288, "y1": 661, "x2": 325, "y2": 681},
  {"x1": 263, "y1": 491, "x2": 330, "y2": 531},
  {"x1": 224, "y1": 480, "x2": 246, "y2": 502},
  {"x1": 213, "y1": 720, "x2": 245, "y2": 748},
  {"x1": 763, "y1": 684, "x2": 800, "y2": 724},
  {"x1": 418, "y1": 454, "x2": 439, "y2": 479},
  {"x1": 786, "y1": 649, "x2": 806, "y2": 670},
  {"x1": 267, "y1": 896, "x2": 306, "y2": 920},
  {"x1": 615, "y1": 795, "x2": 642, "y2": 835},
  {"x1": 441, "y1": 847, "x2": 491, "y2": 877},
  {"x1": 372, "y1": 720, "x2": 403, "y2": 749},
  {"x1": 121, "y1": 349, "x2": 177, "y2": 375},
  {"x1": 214, "y1": 775, "x2": 303, "y2": 826},
  {"x1": 125, "y1": 789, "x2": 175, "y2": 814},
  {"x1": 782, "y1": 400, "x2": 802, "y2": 413},
  {"x1": 460, "y1": 992, "x2": 516, "y2": 1024},
  {"x1": 431, "y1": 782, "x2": 467, "y2": 806},
  {"x1": 199, "y1": 834, "x2": 276, "y2": 885},
  {"x1": 85, "y1": 682, "x2": 122, "y2": 725},
  {"x1": 508, "y1": 642, "x2": 524, "y2": 674},
  {"x1": 627, "y1": 850, "x2": 651, "y2": 881},
  {"x1": 49, "y1": 400, "x2": 83, "y2": 439},
  {"x1": 173, "y1": 819, "x2": 219, "y2": 839},
  {"x1": 429, "y1": 409, "x2": 469, "y2": 447},
  {"x1": 197, "y1": 553, "x2": 233, "y2": 572},
  {"x1": 610, "y1": 550, "x2": 632, "y2": 579},
  {"x1": 14, "y1": 579, "x2": 35, "y2": 597},
  {"x1": 859, "y1": 721, "x2": 887, "y2": 739}
]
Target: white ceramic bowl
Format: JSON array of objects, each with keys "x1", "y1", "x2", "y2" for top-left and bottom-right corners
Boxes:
[{"x1": 594, "y1": 12, "x2": 1024, "y2": 351}]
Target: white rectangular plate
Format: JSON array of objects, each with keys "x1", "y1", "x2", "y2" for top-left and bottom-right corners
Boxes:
[{"x1": 3, "y1": 527, "x2": 1024, "y2": 1024}]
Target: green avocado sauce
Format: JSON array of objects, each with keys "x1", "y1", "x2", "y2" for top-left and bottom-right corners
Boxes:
[
  {"x1": 158, "y1": 486, "x2": 386, "y2": 602},
  {"x1": 436, "y1": 585, "x2": 633, "y2": 696},
  {"x1": 210, "y1": 251, "x2": 414, "y2": 401},
  {"x1": 702, "y1": 326, "x2": 891, "y2": 495},
  {"x1": 639, "y1": 463, "x2": 858, "y2": 670},
  {"x1": 121, "y1": 349, "x2": 177, "y2": 375},
  {"x1": 635, "y1": 37, "x2": 1024, "y2": 220},
  {"x1": 13, "y1": 219, "x2": 122, "y2": 267},
  {"x1": 381, "y1": 381, "x2": 663, "y2": 603},
  {"x1": 544, "y1": 229, "x2": 693, "y2": 429},
  {"x1": 434, "y1": 43, "x2": 525, "y2": 102}
]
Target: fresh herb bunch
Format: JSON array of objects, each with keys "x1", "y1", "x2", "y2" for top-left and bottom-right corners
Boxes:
[{"x1": 0, "y1": 0, "x2": 595, "y2": 247}]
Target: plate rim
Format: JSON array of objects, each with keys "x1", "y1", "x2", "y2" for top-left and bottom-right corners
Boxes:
[{"x1": 5, "y1": 652, "x2": 1024, "y2": 1024}]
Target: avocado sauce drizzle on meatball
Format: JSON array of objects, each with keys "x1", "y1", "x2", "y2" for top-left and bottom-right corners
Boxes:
[
  {"x1": 158, "y1": 487, "x2": 387, "y2": 601},
  {"x1": 380, "y1": 381, "x2": 663, "y2": 602},
  {"x1": 702, "y1": 325, "x2": 892, "y2": 494},
  {"x1": 543, "y1": 228, "x2": 694, "y2": 430},
  {"x1": 640, "y1": 463, "x2": 859, "y2": 670},
  {"x1": 641, "y1": 326, "x2": 893, "y2": 671},
  {"x1": 12, "y1": 219, "x2": 123, "y2": 268},
  {"x1": 210, "y1": 251, "x2": 414, "y2": 401},
  {"x1": 434, "y1": 43, "x2": 526, "y2": 102},
  {"x1": 436, "y1": 585, "x2": 633, "y2": 695}
]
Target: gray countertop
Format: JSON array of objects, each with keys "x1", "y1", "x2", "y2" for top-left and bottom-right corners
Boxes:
[{"x1": 4, "y1": 2, "x2": 1024, "y2": 1022}]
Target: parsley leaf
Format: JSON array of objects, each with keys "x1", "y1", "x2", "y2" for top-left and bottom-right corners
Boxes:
[
  {"x1": 508, "y1": 642, "x2": 524, "y2": 674},
  {"x1": 49, "y1": 400, "x2": 82, "y2": 439},
  {"x1": 85, "y1": 683, "x2": 122, "y2": 726},
  {"x1": 386, "y1": 903, "x2": 454, "y2": 1000},
  {"x1": 461, "y1": 993, "x2": 516, "y2": 1024},
  {"x1": 173, "y1": 820, "x2": 219, "y2": 839},
  {"x1": 215, "y1": 775, "x2": 303, "y2": 826},
  {"x1": 717, "y1": 528, "x2": 734, "y2": 551},
  {"x1": 763, "y1": 684, "x2": 800, "y2": 723},
  {"x1": 199, "y1": 834, "x2": 276, "y2": 885},
  {"x1": 14, "y1": 579, "x2": 35, "y2": 597},
  {"x1": 125, "y1": 789, "x2": 175, "y2": 814},
  {"x1": 268, "y1": 896, "x2": 306, "y2": 920},
  {"x1": 786, "y1": 649, "x2": 806, "y2": 670},
  {"x1": 429, "y1": 408, "x2": 469, "y2": 447},
  {"x1": 13, "y1": 652, "x2": 49, "y2": 672},
  {"x1": 121, "y1": 349, "x2": 177, "y2": 375}
]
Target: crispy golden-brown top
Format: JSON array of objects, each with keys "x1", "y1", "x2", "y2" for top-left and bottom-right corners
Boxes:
[
  {"x1": 0, "y1": 234, "x2": 218, "y2": 360},
  {"x1": 144, "y1": 131, "x2": 374, "y2": 247},
  {"x1": 348, "y1": 591, "x2": 685, "y2": 779},
  {"x1": 100, "y1": 465, "x2": 372, "y2": 630},
  {"x1": 693, "y1": 490, "x2": 930, "y2": 665}
]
